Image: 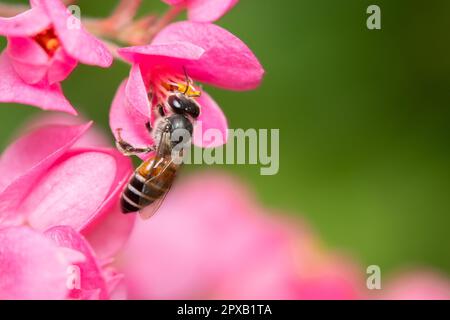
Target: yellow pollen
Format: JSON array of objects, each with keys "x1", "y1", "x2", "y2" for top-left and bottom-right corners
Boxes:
[
  {"x1": 33, "y1": 28, "x2": 60, "y2": 56},
  {"x1": 161, "y1": 81, "x2": 201, "y2": 98},
  {"x1": 46, "y1": 38, "x2": 60, "y2": 52}
]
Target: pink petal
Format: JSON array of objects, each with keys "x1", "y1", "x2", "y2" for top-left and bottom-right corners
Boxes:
[
  {"x1": 106, "y1": 272, "x2": 128, "y2": 300},
  {"x1": 0, "y1": 7, "x2": 51, "y2": 37},
  {"x1": 152, "y1": 21, "x2": 264, "y2": 90},
  {"x1": 110, "y1": 80, "x2": 154, "y2": 160},
  {"x1": 0, "y1": 122, "x2": 91, "y2": 189},
  {"x1": 40, "y1": 0, "x2": 113, "y2": 67},
  {"x1": 24, "y1": 148, "x2": 132, "y2": 232},
  {"x1": 47, "y1": 48, "x2": 78, "y2": 84},
  {"x1": 294, "y1": 254, "x2": 362, "y2": 300},
  {"x1": 0, "y1": 122, "x2": 92, "y2": 224},
  {"x1": 215, "y1": 231, "x2": 303, "y2": 299},
  {"x1": 66, "y1": 148, "x2": 132, "y2": 232},
  {"x1": 0, "y1": 53, "x2": 76, "y2": 114},
  {"x1": 118, "y1": 41, "x2": 205, "y2": 66},
  {"x1": 0, "y1": 226, "x2": 69, "y2": 300},
  {"x1": 7, "y1": 37, "x2": 78, "y2": 84},
  {"x1": 204, "y1": 213, "x2": 308, "y2": 299},
  {"x1": 192, "y1": 90, "x2": 228, "y2": 148},
  {"x1": 45, "y1": 226, "x2": 109, "y2": 299},
  {"x1": 380, "y1": 271, "x2": 450, "y2": 300},
  {"x1": 125, "y1": 64, "x2": 151, "y2": 117},
  {"x1": 188, "y1": 0, "x2": 239, "y2": 22},
  {"x1": 7, "y1": 37, "x2": 49, "y2": 84},
  {"x1": 80, "y1": 148, "x2": 134, "y2": 260},
  {"x1": 83, "y1": 202, "x2": 136, "y2": 260},
  {"x1": 7, "y1": 37, "x2": 48, "y2": 65},
  {"x1": 23, "y1": 113, "x2": 111, "y2": 148}
]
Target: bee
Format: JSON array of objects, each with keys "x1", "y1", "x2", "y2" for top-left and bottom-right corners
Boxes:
[{"x1": 115, "y1": 73, "x2": 201, "y2": 219}]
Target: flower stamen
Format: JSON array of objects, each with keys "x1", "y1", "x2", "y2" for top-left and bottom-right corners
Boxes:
[
  {"x1": 160, "y1": 78, "x2": 201, "y2": 98},
  {"x1": 147, "y1": 72, "x2": 202, "y2": 118},
  {"x1": 33, "y1": 28, "x2": 60, "y2": 56}
]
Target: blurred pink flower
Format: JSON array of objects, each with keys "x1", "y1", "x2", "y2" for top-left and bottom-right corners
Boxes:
[
  {"x1": 0, "y1": 226, "x2": 72, "y2": 299},
  {"x1": 162, "y1": 0, "x2": 239, "y2": 22},
  {"x1": 1, "y1": 131, "x2": 449, "y2": 299},
  {"x1": 118, "y1": 172, "x2": 362, "y2": 299},
  {"x1": 110, "y1": 21, "x2": 264, "y2": 152},
  {"x1": 0, "y1": 116, "x2": 135, "y2": 299},
  {"x1": 45, "y1": 225, "x2": 122, "y2": 300},
  {"x1": 0, "y1": 116, "x2": 135, "y2": 260},
  {"x1": 377, "y1": 270, "x2": 450, "y2": 300},
  {"x1": 0, "y1": 225, "x2": 122, "y2": 299},
  {"x1": 0, "y1": 0, "x2": 113, "y2": 114}
]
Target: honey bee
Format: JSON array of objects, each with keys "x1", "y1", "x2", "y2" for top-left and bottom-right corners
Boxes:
[{"x1": 116, "y1": 72, "x2": 201, "y2": 219}]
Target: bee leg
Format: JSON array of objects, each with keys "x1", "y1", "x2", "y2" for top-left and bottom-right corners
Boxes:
[
  {"x1": 145, "y1": 121, "x2": 152, "y2": 133},
  {"x1": 157, "y1": 104, "x2": 166, "y2": 117},
  {"x1": 163, "y1": 121, "x2": 172, "y2": 133},
  {"x1": 115, "y1": 128, "x2": 154, "y2": 156},
  {"x1": 117, "y1": 142, "x2": 154, "y2": 156}
]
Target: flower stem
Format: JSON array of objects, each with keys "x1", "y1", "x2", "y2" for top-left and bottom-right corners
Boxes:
[
  {"x1": 0, "y1": 0, "x2": 182, "y2": 51},
  {"x1": 148, "y1": 6, "x2": 182, "y2": 39},
  {"x1": 112, "y1": 5, "x2": 182, "y2": 46},
  {"x1": 101, "y1": 0, "x2": 142, "y2": 32}
]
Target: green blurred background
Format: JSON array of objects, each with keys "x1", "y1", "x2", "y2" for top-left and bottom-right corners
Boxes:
[{"x1": 1, "y1": 0, "x2": 449, "y2": 276}]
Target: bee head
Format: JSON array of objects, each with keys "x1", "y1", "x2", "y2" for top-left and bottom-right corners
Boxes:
[{"x1": 167, "y1": 93, "x2": 200, "y2": 119}]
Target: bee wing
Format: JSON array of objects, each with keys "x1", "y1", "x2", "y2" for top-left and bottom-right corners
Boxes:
[
  {"x1": 138, "y1": 128, "x2": 180, "y2": 220},
  {"x1": 138, "y1": 156, "x2": 179, "y2": 220},
  {"x1": 138, "y1": 182, "x2": 173, "y2": 220},
  {"x1": 155, "y1": 121, "x2": 173, "y2": 158}
]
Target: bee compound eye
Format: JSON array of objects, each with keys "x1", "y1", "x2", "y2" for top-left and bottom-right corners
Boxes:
[
  {"x1": 168, "y1": 95, "x2": 183, "y2": 113},
  {"x1": 186, "y1": 100, "x2": 200, "y2": 118}
]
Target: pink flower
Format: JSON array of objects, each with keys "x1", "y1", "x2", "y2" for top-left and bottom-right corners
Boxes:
[
  {"x1": 0, "y1": 0, "x2": 113, "y2": 114},
  {"x1": 118, "y1": 172, "x2": 362, "y2": 299},
  {"x1": 377, "y1": 270, "x2": 450, "y2": 300},
  {"x1": 110, "y1": 21, "x2": 264, "y2": 152},
  {"x1": 0, "y1": 225, "x2": 123, "y2": 299},
  {"x1": 45, "y1": 225, "x2": 122, "y2": 300},
  {"x1": 0, "y1": 115, "x2": 135, "y2": 260},
  {"x1": 0, "y1": 115, "x2": 135, "y2": 299},
  {"x1": 162, "y1": 0, "x2": 239, "y2": 22}
]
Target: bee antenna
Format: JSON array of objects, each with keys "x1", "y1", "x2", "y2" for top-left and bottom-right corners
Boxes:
[{"x1": 183, "y1": 66, "x2": 190, "y2": 94}]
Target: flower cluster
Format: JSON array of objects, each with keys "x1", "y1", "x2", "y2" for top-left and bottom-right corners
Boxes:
[
  {"x1": 111, "y1": 20, "x2": 263, "y2": 151},
  {"x1": 0, "y1": 0, "x2": 112, "y2": 114},
  {"x1": 0, "y1": 0, "x2": 264, "y2": 151},
  {"x1": 0, "y1": 115, "x2": 134, "y2": 299},
  {"x1": 0, "y1": 0, "x2": 267, "y2": 300}
]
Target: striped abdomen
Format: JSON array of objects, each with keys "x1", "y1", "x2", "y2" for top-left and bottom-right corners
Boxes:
[{"x1": 121, "y1": 156, "x2": 177, "y2": 213}]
